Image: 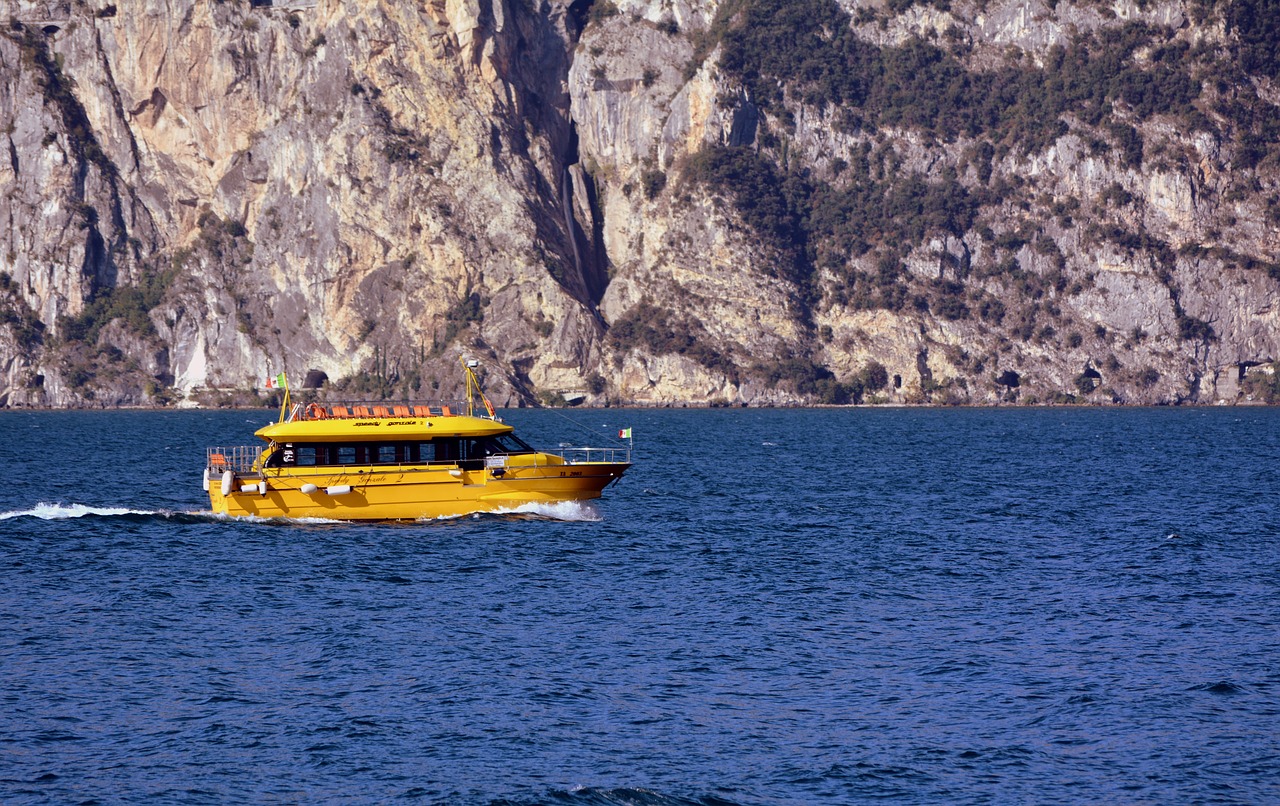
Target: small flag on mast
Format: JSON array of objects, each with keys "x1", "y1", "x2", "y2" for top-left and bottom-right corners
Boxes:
[
  {"x1": 264, "y1": 372, "x2": 286, "y2": 389},
  {"x1": 618, "y1": 427, "x2": 632, "y2": 439}
]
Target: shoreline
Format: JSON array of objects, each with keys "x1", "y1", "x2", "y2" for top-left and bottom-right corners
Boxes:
[{"x1": 1, "y1": 400, "x2": 1274, "y2": 412}]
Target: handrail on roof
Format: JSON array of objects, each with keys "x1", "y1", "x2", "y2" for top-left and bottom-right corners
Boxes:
[{"x1": 284, "y1": 399, "x2": 485, "y2": 422}]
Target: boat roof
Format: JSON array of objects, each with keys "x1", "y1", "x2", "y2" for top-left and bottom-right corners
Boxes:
[{"x1": 256, "y1": 414, "x2": 513, "y2": 444}]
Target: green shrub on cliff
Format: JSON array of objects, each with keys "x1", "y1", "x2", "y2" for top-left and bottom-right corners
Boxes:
[
  {"x1": 0, "y1": 273, "x2": 45, "y2": 351},
  {"x1": 58, "y1": 265, "x2": 176, "y2": 346},
  {"x1": 757, "y1": 353, "x2": 858, "y2": 403},
  {"x1": 1242, "y1": 363, "x2": 1280, "y2": 402},
  {"x1": 684, "y1": 141, "x2": 978, "y2": 314},
  {"x1": 1226, "y1": 0, "x2": 1280, "y2": 80},
  {"x1": 711, "y1": 0, "x2": 1203, "y2": 149},
  {"x1": 685, "y1": 149, "x2": 803, "y2": 246},
  {"x1": 859, "y1": 360, "x2": 889, "y2": 392},
  {"x1": 608, "y1": 300, "x2": 739, "y2": 382}
]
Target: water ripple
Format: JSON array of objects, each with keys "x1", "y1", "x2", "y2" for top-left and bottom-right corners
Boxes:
[{"x1": 0, "y1": 408, "x2": 1278, "y2": 804}]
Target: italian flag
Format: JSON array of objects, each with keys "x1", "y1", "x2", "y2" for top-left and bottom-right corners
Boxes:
[
  {"x1": 618, "y1": 427, "x2": 632, "y2": 439},
  {"x1": 264, "y1": 372, "x2": 286, "y2": 389}
]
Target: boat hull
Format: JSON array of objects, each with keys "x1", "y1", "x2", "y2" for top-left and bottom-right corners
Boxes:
[{"x1": 207, "y1": 461, "x2": 629, "y2": 521}]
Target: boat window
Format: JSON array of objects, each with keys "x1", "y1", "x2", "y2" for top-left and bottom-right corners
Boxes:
[
  {"x1": 267, "y1": 444, "x2": 315, "y2": 466},
  {"x1": 264, "y1": 445, "x2": 286, "y2": 467},
  {"x1": 488, "y1": 434, "x2": 534, "y2": 453},
  {"x1": 409, "y1": 442, "x2": 437, "y2": 463},
  {"x1": 267, "y1": 441, "x2": 512, "y2": 467},
  {"x1": 294, "y1": 446, "x2": 319, "y2": 466}
]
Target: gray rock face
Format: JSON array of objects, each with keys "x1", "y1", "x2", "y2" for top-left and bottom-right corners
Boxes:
[
  {"x1": 0, "y1": 0, "x2": 602, "y2": 406},
  {"x1": 569, "y1": 0, "x2": 1280, "y2": 405},
  {"x1": 0, "y1": 0, "x2": 1276, "y2": 408}
]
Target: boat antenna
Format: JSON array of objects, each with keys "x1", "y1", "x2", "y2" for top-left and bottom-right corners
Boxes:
[{"x1": 461, "y1": 357, "x2": 497, "y2": 419}]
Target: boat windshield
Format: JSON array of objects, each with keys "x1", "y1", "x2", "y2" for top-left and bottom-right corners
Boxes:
[{"x1": 487, "y1": 433, "x2": 535, "y2": 454}]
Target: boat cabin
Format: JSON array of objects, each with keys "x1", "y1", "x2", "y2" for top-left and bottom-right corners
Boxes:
[{"x1": 264, "y1": 433, "x2": 536, "y2": 471}]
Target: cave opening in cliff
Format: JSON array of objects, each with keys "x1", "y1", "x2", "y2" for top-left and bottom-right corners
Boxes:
[{"x1": 565, "y1": 0, "x2": 597, "y2": 41}]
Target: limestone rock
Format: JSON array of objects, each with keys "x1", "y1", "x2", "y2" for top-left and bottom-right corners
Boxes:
[{"x1": 0, "y1": 0, "x2": 1276, "y2": 409}]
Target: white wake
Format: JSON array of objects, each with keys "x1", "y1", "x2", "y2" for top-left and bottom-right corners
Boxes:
[
  {"x1": 0, "y1": 502, "x2": 161, "y2": 521},
  {"x1": 491, "y1": 500, "x2": 603, "y2": 522},
  {"x1": 420, "y1": 499, "x2": 603, "y2": 523},
  {"x1": 0, "y1": 501, "x2": 602, "y2": 524}
]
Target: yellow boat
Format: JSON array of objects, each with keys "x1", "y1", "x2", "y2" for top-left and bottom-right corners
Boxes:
[{"x1": 203, "y1": 362, "x2": 631, "y2": 521}]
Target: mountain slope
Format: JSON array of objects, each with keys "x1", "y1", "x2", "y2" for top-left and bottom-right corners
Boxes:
[{"x1": 1, "y1": 0, "x2": 1277, "y2": 407}]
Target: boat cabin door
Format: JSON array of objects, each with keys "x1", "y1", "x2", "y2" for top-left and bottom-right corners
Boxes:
[{"x1": 457, "y1": 437, "x2": 488, "y2": 483}]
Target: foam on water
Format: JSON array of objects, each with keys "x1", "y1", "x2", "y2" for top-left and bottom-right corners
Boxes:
[
  {"x1": 0, "y1": 503, "x2": 276, "y2": 525},
  {"x1": 0, "y1": 503, "x2": 596, "y2": 526},
  {"x1": 208, "y1": 511, "x2": 348, "y2": 526},
  {"x1": 0, "y1": 502, "x2": 162, "y2": 521},
  {"x1": 497, "y1": 499, "x2": 603, "y2": 521},
  {"x1": 417, "y1": 499, "x2": 603, "y2": 522}
]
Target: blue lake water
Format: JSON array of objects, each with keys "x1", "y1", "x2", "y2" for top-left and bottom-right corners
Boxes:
[{"x1": 0, "y1": 406, "x2": 1278, "y2": 804}]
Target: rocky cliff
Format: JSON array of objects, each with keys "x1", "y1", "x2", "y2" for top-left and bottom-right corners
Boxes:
[{"x1": 1, "y1": 0, "x2": 1277, "y2": 407}]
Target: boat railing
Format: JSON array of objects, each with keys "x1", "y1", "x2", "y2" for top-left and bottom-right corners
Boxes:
[
  {"x1": 207, "y1": 446, "x2": 264, "y2": 474},
  {"x1": 550, "y1": 446, "x2": 632, "y2": 465},
  {"x1": 208, "y1": 442, "x2": 628, "y2": 474},
  {"x1": 284, "y1": 399, "x2": 487, "y2": 422}
]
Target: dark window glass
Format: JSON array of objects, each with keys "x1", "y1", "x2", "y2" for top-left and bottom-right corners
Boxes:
[
  {"x1": 336, "y1": 445, "x2": 356, "y2": 465},
  {"x1": 490, "y1": 434, "x2": 534, "y2": 453},
  {"x1": 295, "y1": 446, "x2": 318, "y2": 466},
  {"x1": 377, "y1": 445, "x2": 398, "y2": 464},
  {"x1": 458, "y1": 439, "x2": 485, "y2": 470}
]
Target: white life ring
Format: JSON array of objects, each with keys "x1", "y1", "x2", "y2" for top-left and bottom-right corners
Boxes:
[{"x1": 221, "y1": 470, "x2": 234, "y2": 497}]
